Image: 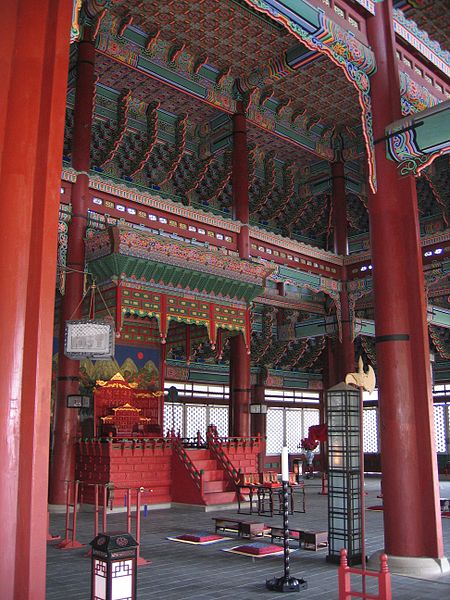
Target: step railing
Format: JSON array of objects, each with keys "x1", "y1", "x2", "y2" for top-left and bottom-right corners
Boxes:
[
  {"x1": 206, "y1": 428, "x2": 241, "y2": 487},
  {"x1": 213, "y1": 433, "x2": 262, "y2": 451},
  {"x1": 172, "y1": 436, "x2": 204, "y2": 495}
]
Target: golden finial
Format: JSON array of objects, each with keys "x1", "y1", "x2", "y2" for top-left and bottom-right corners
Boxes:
[{"x1": 345, "y1": 356, "x2": 376, "y2": 393}]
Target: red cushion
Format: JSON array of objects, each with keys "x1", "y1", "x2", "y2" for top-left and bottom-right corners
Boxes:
[
  {"x1": 234, "y1": 543, "x2": 281, "y2": 555},
  {"x1": 177, "y1": 533, "x2": 223, "y2": 542}
]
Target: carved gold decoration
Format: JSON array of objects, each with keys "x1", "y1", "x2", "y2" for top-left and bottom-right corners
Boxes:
[
  {"x1": 96, "y1": 372, "x2": 139, "y2": 388},
  {"x1": 345, "y1": 356, "x2": 376, "y2": 393}
]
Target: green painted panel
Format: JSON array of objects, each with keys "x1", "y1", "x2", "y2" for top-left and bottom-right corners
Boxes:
[
  {"x1": 429, "y1": 306, "x2": 450, "y2": 329},
  {"x1": 275, "y1": 123, "x2": 316, "y2": 151},
  {"x1": 188, "y1": 371, "x2": 229, "y2": 384},
  {"x1": 277, "y1": 265, "x2": 321, "y2": 288},
  {"x1": 282, "y1": 378, "x2": 309, "y2": 390},
  {"x1": 354, "y1": 318, "x2": 375, "y2": 337},
  {"x1": 294, "y1": 318, "x2": 335, "y2": 338},
  {"x1": 441, "y1": 259, "x2": 450, "y2": 275},
  {"x1": 138, "y1": 57, "x2": 207, "y2": 99},
  {"x1": 276, "y1": 0, "x2": 321, "y2": 29},
  {"x1": 415, "y1": 109, "x2": 450, "y2": 152}
]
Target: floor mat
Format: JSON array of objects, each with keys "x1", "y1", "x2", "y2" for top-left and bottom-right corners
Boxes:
[
  {"x1": 167, "y1": 532, "x2": 229, "y2": 545},
  {"x1": 222, "y1": 542, "x2": 288, "y2": 557}
]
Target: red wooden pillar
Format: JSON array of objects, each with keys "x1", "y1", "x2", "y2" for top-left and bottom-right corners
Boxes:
[
  {"x1": 232, "y1": 101, "x2": 250, "y2": 260},
  {"x1": 160, "y1": 343, "x2": 167, "y2": 431},
  {"x1": 49, "y1": 34, "x2": 96, "y2": 505},
  {"x1": 230, "y1": 101, "x2": 251, "y2": 436},
  {"x1": 229, "y1": 334, "x2": 250, "y2": 437},
  {"x1": 0, "y1": 1, "x2": 72, "y2": 597},
  {"x1": 251, "y1": 383, "x2": 266, "y2": 439},
  {"x1": 367, "y1": 1, "x2": 443, "y2": 562},
  {"x1": 328, "y1": 160, "x2": 355, "y2": 385},
  {"x1": 159, "y1": 294, "x2": 168, "y2": 429}
]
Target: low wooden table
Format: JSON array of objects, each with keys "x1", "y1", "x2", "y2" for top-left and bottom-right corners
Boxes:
[
  {"x1": 299, "y1": 530, "x2": 328, "y2": 551},
  {"x1": 270, "y1": 526, "x2": 302, "y2": 544},
  {"x1": 212, "y1": 517, "x2": 267, "y2": 539},
  {"x1": 237, "y1": 484, "x2": 259, "y2": 515},
  {"x1": 240, "y1": 521, "x2": 267, "y2": 539}
]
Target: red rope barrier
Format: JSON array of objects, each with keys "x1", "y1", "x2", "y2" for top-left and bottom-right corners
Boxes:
[
  {"x1": 56, "y1": 480, "x2": 151, "y2": 565},
  {"x1": 56, "y1": 481, "x2": 85, "y2": 549}
]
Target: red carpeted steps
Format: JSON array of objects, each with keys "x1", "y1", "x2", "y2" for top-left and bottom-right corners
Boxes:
[{"x1": 185, "y1": 448, "x2": 236, "y2": 506}]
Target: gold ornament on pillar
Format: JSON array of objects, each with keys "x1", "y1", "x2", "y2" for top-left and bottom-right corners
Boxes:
[
  {"x1": 345, "y1": 356, "x2": 376, "y2": 393},
  {"x1": 70, "y1": 0, "x2": 83, "y2": 43}
]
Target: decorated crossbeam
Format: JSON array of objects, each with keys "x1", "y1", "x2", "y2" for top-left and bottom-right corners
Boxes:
[
  {"x1": 278, "y1": 316, "x2": 338, "y2": 341},
  {"x1": 273, "y1": 264, "x2": 342, "y2": 336},
  {"x1": 353, "y1": 304, "x2": 450, "y2": 339},
  {"x1": 386, "y1": 99, "x2": 450, "y2": 176}
]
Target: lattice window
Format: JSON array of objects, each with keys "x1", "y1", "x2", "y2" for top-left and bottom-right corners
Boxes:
[
  {"x1": 163, "y1": 402, "x2": 183, "y2": 436},
  {"x1": 434, "y1": 404, "x2": 447, "y2": 453},
  {"x1": 265, "y1": 388, "x2": 320, "y2": 403},
  {"x1": 363, "y1": 408, "x2": 379, "y2": 453},
  {"x1": 267, "y1": 407, "x2": 320, "y2": 454},
  {"x1": 267, "y1": 408, "x2": 284, "y2": 454},
  {"x1": 286, "y1": 408, "x2": 302, "y2": 453},
  {"x1": 209, "y1": 406, "x2": 229, "y2": 437},
  {"x1": 186, "y1": 404, "x2": 207, "y2": 439}
]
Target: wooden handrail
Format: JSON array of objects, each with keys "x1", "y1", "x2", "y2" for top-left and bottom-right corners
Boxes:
[
  {"x1": 206, "y1": 429, "x2": 240, "y2": 486},
  {"x1": 172, "y1": 436, "x2": 204, "y2": 494}
]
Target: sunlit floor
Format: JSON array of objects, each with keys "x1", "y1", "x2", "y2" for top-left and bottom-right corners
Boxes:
[{"x1": 46, "y1": 477, "x2": 450, "y2": 600}]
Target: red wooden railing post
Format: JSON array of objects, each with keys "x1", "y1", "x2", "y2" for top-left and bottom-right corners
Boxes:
[
  {"x1": 379, "y1": 554, "x2": 392, "y2": 600},
  {"x1": 338, "y1": 549, "x2": 351, "y2": 600},
  {"x1": 337, "y1": 547, "x2": 392, "y2": 600},
  {"x1": 319, "y1": 472, "x2": 328, "y2": 495}
]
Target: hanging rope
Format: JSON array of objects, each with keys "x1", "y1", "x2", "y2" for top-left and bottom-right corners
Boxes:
[{"x1": 57, "y1": 263, "x2": 115, "y2": 324}]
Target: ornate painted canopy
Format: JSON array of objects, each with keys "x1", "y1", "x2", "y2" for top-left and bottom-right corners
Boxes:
[{"x1": 86, "y1": 225, "x2": 274, "y2": 303}]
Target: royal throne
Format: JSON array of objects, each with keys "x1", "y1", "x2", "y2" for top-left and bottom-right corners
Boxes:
[{"x1": 94, "y1": 372, "x2": 162, "y2": 438}]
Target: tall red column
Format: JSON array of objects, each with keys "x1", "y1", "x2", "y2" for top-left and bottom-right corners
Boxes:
[
  {"x1": 251, "y1": 382, "x2": 266, "y2": 439},
  {"x1": 232, "y1": 101, "x2": 250, "y2": 259},
  {"x1": 229, "y1": 334, "x2": 251, "y2": 437},
  {"x1": 328, "y1": 160, "x2": 355, "y2": 385},
  {"x1": 49, "y1": 35, "x2": 96, "y2": 505},
  {"x1": 160, "y1": 342, "x2": 167, "y2": 430},
  {"x1": 0, "y1": 1, "x2": 72, "y2": 598},
  {"x1": 230, "y1": 101, "x2": 251, "y2": 435},
  {"x1": 367, "y1": 1, "x2": 444, "y2": 563}
]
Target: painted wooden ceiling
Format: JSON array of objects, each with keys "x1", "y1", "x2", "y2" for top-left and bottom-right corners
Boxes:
[
  {"x1": 396, "y1": 0, "x2": 450, "y2": 53},
  {"x1": 64, "y1": 0, "x2": 449, "y2": 248}
]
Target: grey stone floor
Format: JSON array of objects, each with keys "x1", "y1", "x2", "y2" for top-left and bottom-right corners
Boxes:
[{"x1": 47, "y1": 478, "x2": 450, "y2": 599}]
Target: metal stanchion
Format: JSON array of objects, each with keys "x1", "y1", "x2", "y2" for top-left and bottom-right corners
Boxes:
[{"x1": 266, "y1": 448, "x2": 307, "y2": 593}]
